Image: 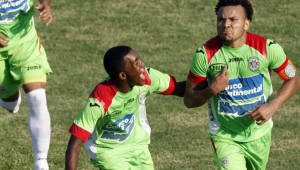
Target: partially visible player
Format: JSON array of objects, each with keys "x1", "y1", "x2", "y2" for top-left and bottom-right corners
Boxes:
[
  {"x1": 65, "y1": 46, "x2": 185, "y2": 170},
  {"x1": 184, "y1": 0, "x2": 300, "y2": 169},
  {"x1": 0, "y1": 0, "x2": 52, "y2": 169}
]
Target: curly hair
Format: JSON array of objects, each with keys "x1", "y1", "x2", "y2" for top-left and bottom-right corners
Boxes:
[{"x1": 215, "y1": 0, "x2": 253, "y2": 21}]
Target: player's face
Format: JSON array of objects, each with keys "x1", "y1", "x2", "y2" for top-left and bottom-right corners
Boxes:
[
  {"x1": 217, "y1": 5, "x2": 250, "y2": 44},
  {"x1": 124, "y1": 49, "x2": 146, "y2": 86}
]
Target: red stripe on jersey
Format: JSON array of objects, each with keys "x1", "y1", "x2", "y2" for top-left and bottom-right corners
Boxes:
[
  {"x1": 188, "y1": 71, "x2": 207, "y2": 84},
  {"x1": 160, "y1": 75, "x2": 176, "y2": 95},
  {"x1": 90, "y1": 80, "x2": 117, "y2": 115},
  {"x1": 143, "y1": 71, "x2": 151, "y2": 85},
  {"x1": 204, "y1": 36, "x2": 222, "y2": 64},
  {"x1": 69, "y1": 123, "x2": 91, "y2": 142},
  {"x1": 246, "y1": 32, "x2": 267, "y2": 59},
  {"x1": 210, "y1": 138, "x2": 217, "y2": 155},
  {"x1": 274, "y1": 56, "x2": 288, "y2": 73}
]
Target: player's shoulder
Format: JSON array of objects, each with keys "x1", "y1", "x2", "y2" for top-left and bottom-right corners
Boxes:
[{"x1": 89, "y1": 78, "x2": 118, "y2": 107}]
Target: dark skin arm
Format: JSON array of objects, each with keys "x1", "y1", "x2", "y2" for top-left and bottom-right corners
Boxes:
[
  {"x1": 65, "y1": 135, "x2": 84, "y2": 170},
  {"x1": 247, "y1": 74, "x2": 300, "y2": 125},
  {"x1": 172, "y1": 81, "x2": 186, "y2": 97},
  {"x1": 184, "y1": 66, "x2": 229, "y2": 108}
]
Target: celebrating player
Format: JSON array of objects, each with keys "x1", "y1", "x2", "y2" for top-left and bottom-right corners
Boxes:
[
  {"x1": 184, "y1": 0, "x2": 300, "y2": 169},
  {"x1": 0, "y1": 0, "x2": 52, "y2": 169},
  {"x1": 65, "y1": 46, "x2": 185, "y2": 170}
]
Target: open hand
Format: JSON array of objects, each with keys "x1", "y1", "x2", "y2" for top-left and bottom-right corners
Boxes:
[{"x1": 35, "y1": 2, "x2": 53, "y2": 26}]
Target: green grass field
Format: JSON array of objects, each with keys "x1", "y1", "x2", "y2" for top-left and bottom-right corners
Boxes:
[{"x1": 0, "y1": 0, "x2": 300, "y2": 169}]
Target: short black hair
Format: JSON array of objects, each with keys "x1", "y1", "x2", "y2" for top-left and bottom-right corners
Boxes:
[
  {"x1": 103, "y1": 45, "x2": 132, "y2": 80},
  {"x1": 215, "y1": 0, "x2": 253, "y2": 21}
]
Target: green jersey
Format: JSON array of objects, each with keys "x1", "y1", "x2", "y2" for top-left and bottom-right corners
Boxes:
[
  {"x1": 188, "y1": 32, "x2": 296, "y2": 142},
  {"x1": 69, "y1": 67, "x2": 176, "y2": 153}
]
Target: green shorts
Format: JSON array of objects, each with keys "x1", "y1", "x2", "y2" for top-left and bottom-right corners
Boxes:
[
  {"x1": 86, "y1": 144, "x2": 154, "y2": 170},
  {"x1": 210, "y1": 130, "x2": 271, "y2": 170},
  {"x1": 0, "y1": 19, "x2": 52, "y2": 99}
]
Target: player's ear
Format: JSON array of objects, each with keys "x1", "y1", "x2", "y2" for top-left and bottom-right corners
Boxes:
[
  {"x1": 119, "y1": 72, "x2": 127, "y2": 80},
  {"x1": 244, "y1": 19, "x2": 250, "y2": 31}
]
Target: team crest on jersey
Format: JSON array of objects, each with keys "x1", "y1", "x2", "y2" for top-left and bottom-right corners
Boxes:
[
  {"x1": 248, "y1": 57, "x2": 260, "y2": 71},
  {"x1": 284, "y1": 64, "x2": 296, "y2": 78},
  {"x1": 0, "y1": 86, "x2": 7, "y2": 93},
  {"x1": 138, "y1": 91, "x2": 146, "y2": 104}
]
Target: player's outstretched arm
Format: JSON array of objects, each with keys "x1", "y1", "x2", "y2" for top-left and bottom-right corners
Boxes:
[
  {"x1": 65, "y1": 135, "x2": 84, "y2": 170},
  {"x1": 184, "y1": 66, "x2": 229, "y2": 108},
  {"x1": 171, "y1": 81, "x2": 186, "y2": 97},
  {"x1": 247, "y1": 74, "x2": 300, "y2": 125},
  {"x1": 35, "y1": 0, "x2": 53, "y2": 25}
]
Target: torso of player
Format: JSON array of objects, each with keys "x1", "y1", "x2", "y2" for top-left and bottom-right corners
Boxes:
[
  {"x1": 203, "y1": 33, "x2": 274, "y2": 141},
  {"x1": 91, "y1": 80, "x2": 152, "y2": 148}
]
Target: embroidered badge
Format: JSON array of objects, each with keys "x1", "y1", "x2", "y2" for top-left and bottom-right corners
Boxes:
[
  {"x1": 248, "y1": 57, "x2": 260, "y2": 71},
  {"x1": 221, "y1": 157, "x2": 229, "y2": 166},
  {"x1": 284, "y1": 64, "x2": 296, "y2": 78},
  {"x1": 138, "y1": 91, "x2": 146, "y2": 104}
]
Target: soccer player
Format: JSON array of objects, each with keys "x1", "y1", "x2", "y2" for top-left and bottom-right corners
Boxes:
[
  {"x1": 0, "y1": 0, "x2": 52, "y2": 169},
  {"x1": 65, "y1": 46, "x2": 185, "y2": 170},
  {"x1": 184, "y1": 0, "x2": 300, "y2": 169}
]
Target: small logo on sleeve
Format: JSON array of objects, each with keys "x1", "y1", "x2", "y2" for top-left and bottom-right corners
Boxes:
[{"x1": 284, "y1": 64, "x2": 296, "y2": 78}]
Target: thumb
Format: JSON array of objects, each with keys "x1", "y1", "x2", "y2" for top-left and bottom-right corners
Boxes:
[{"x1": 222, "y1": 66, "x2": 227, "y2": 74}]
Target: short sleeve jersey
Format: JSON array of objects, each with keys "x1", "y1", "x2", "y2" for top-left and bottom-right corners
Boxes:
[
  {"x1": 188, "y1": 32, "x2": 296, "y2": 142},
  {"x1": 69, "y1": 67, "x2": 176, "y2": 149}
]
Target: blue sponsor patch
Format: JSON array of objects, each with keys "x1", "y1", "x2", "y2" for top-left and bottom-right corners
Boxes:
[
  {"x1": 100, "y1": 113, "x2": 135, "y2": 142},
  {"x1": 219, "y1": 96, "x2": 265, "y2": 116},
  {"x1": 217, "y1": 74, "x2": 264, "y2": 101}
]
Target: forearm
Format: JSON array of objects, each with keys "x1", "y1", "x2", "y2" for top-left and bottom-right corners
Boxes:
[
  {"x1": 172, "y1": 81, "x2": 186, "y2": 97},
  {"x1": 65, "y1": 136, "x2": 83, "y2": 170},
  {"x1": 184, "y1": 86, "x2": 214, "y2": 108},
  {"x1": 269, "y1": 75, "x2": 300, "y2": 110}
]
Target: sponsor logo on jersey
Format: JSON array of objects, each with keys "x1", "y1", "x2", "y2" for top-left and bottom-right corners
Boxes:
[
  {"x1": 0, "y1": 86, "x2": 7, "y2": 93},
  {"x1": 217, "y1": 74, "x2": 264, "y2": 100},
  {"x1": 248, "y1": 57, "x2": 260, "y2": 71},
  {"x1": 219, "y1": 96, "x2": 265, "y2": 117},
  {"x1": 89, "y1": 103, "x2": 99, "y2": 107},
  {"x1": 100, "y1": 113, "x2": 135, "y2": 142},
  {"x1": 217, "y1": 74, "x2": 265, "y2": 117},
  {"x1": 124, "y1": 98, "x2": 134, "y2": 107},
  {"x1": 208, "y1": 63, "x2": 227, "y2": 72},
  {"x1": 0, "y1": 0, "x2": 30, "y2": 23},
  {"x1": 284, "y1": 64, "x2": 296, "y2": 78},
  {"x1": 229, "y1": 57, "x2": 244, "y2": 62},
  {"x1": 25, "y1": 65, "x2": 42, "y2": 71},
  {"x1": 111, "y1": 110, "x2": 122, "y2": 115}
]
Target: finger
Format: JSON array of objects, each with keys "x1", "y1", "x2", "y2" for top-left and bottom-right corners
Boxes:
[
  {"x1": 257, "y1": 120, "x2": 266, "y2": 125},
  {"x1": 46, "y1": 16, "x2": 53, "y2": 26},
  {"x1": 0, "y1": 34, "x2": 9, "y2": 41},
  {"x1": 0, "y1": 41, "x2": 8, "y2": 47},
  {"x1": 251, "y1": 113, "x2": 262, "y2": 120},
  {"x1": 248, "y1": 106, "x2": 259, "y2": 113},
  {"x1": 222, "y1": 66, "x2": 227, "y2": 74}
]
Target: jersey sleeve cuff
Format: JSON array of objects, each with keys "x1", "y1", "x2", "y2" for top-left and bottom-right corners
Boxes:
[
  {"x1": 187, "y1": 71, "x2": 207, "y2": 84},
  {"x1": 160, "y1": 75, "x2": 176, "y2": 95},
  {"x1": 69, "y1": 123, "x2": 91, "y2": 142}
]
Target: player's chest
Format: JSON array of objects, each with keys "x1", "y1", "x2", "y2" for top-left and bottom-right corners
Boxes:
[
  {"x1": 207, "y1": 48, "x2": 268, "y2": 79},
  {"x1": 106, "y1": 88, "x2": 148, "y2": 119}
]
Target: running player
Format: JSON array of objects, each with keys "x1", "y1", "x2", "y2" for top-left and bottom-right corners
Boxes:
[
  {"x1": 0, "y1": 0, "x2": 52, "y2": 169},
  {"x1": 184, "y1": 0, "x2": 300, "y2": 169},
  {"x1": 65, "y1": 46, "x2": 185, "y2": 170}
]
